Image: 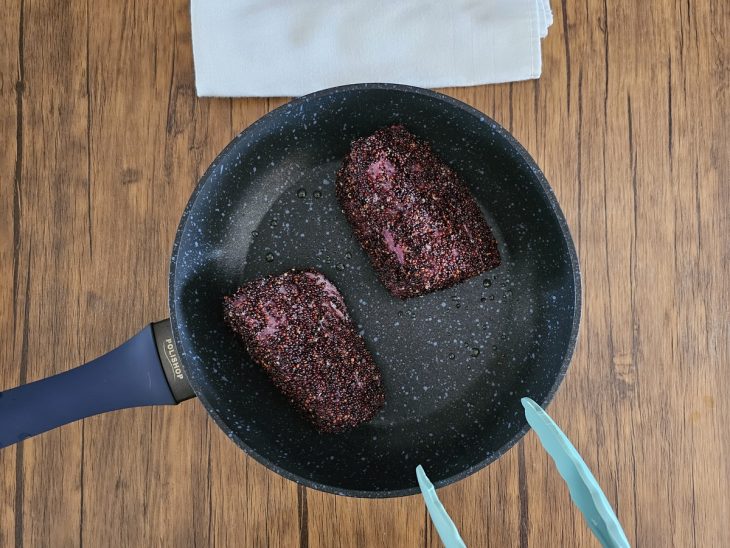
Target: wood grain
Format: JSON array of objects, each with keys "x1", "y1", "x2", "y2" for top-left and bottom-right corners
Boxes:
[{"x1": 1, "y1": 0, "x2": 728, "y2": 546}]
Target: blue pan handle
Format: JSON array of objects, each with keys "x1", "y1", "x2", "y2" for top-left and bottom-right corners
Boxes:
[{"x1": 0, "y1": 319, "x2": 194, "y2": 449}]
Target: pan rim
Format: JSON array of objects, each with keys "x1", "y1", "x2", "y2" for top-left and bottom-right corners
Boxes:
[{"x1": 168, "y1": 82, "x2": 582, "y2": 498}]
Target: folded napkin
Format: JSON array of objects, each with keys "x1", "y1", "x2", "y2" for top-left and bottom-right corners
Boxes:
[{"x1": 191, "y1": 0, "x2": 553, "y2": 97}]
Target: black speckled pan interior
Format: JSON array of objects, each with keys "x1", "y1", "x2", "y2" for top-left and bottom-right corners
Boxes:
[{"x1": 169, "y1": 84, "x2": 581, "y2": 497}]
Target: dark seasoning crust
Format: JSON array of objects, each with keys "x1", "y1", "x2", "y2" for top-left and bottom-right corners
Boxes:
[
  {"x1": 336, "y1": 124, "x2": 500, "y2": 298},
  {"x1": 223, "y1": 269, "x2": 385, "y2": 433},
  {"x1": 224, "y1": 126, "x2": 501, "y2": 432}
]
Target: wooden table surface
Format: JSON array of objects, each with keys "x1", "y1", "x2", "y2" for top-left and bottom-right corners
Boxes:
[{"x1": 1, "y1": 0, "x2": 727, "y2": 546}]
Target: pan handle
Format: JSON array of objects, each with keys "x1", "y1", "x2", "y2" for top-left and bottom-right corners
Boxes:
[{"x1": 0, "y1": 319, "x2": 194, "y2": 449}]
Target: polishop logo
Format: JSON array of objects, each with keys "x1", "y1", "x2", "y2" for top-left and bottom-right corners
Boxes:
[{"x1": 164, "y1": 338, "x2": 184, "y2": 380}]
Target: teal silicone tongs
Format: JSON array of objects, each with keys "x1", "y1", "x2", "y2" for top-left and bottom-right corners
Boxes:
[{"x1": 417, "y1": 397, "x2": 630, "y2": 548}]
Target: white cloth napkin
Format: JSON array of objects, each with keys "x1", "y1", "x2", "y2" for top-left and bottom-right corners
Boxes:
[{"x1": 191, "y1": 0, "x2": 553, "y2": 97}]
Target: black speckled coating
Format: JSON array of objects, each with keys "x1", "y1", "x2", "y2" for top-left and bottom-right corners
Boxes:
[{"x1": 169, "y1": 84, "x2": 581, "y2": 498}]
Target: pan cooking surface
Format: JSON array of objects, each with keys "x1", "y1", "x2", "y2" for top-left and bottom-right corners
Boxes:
[{"x1": 170, "y1": 84, "x2": 580, "y2": 496}]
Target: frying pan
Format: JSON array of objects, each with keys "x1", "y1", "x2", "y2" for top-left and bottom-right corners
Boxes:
[{"x1": 0, "y1": 84, "x2": 580, "y2": 497}]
